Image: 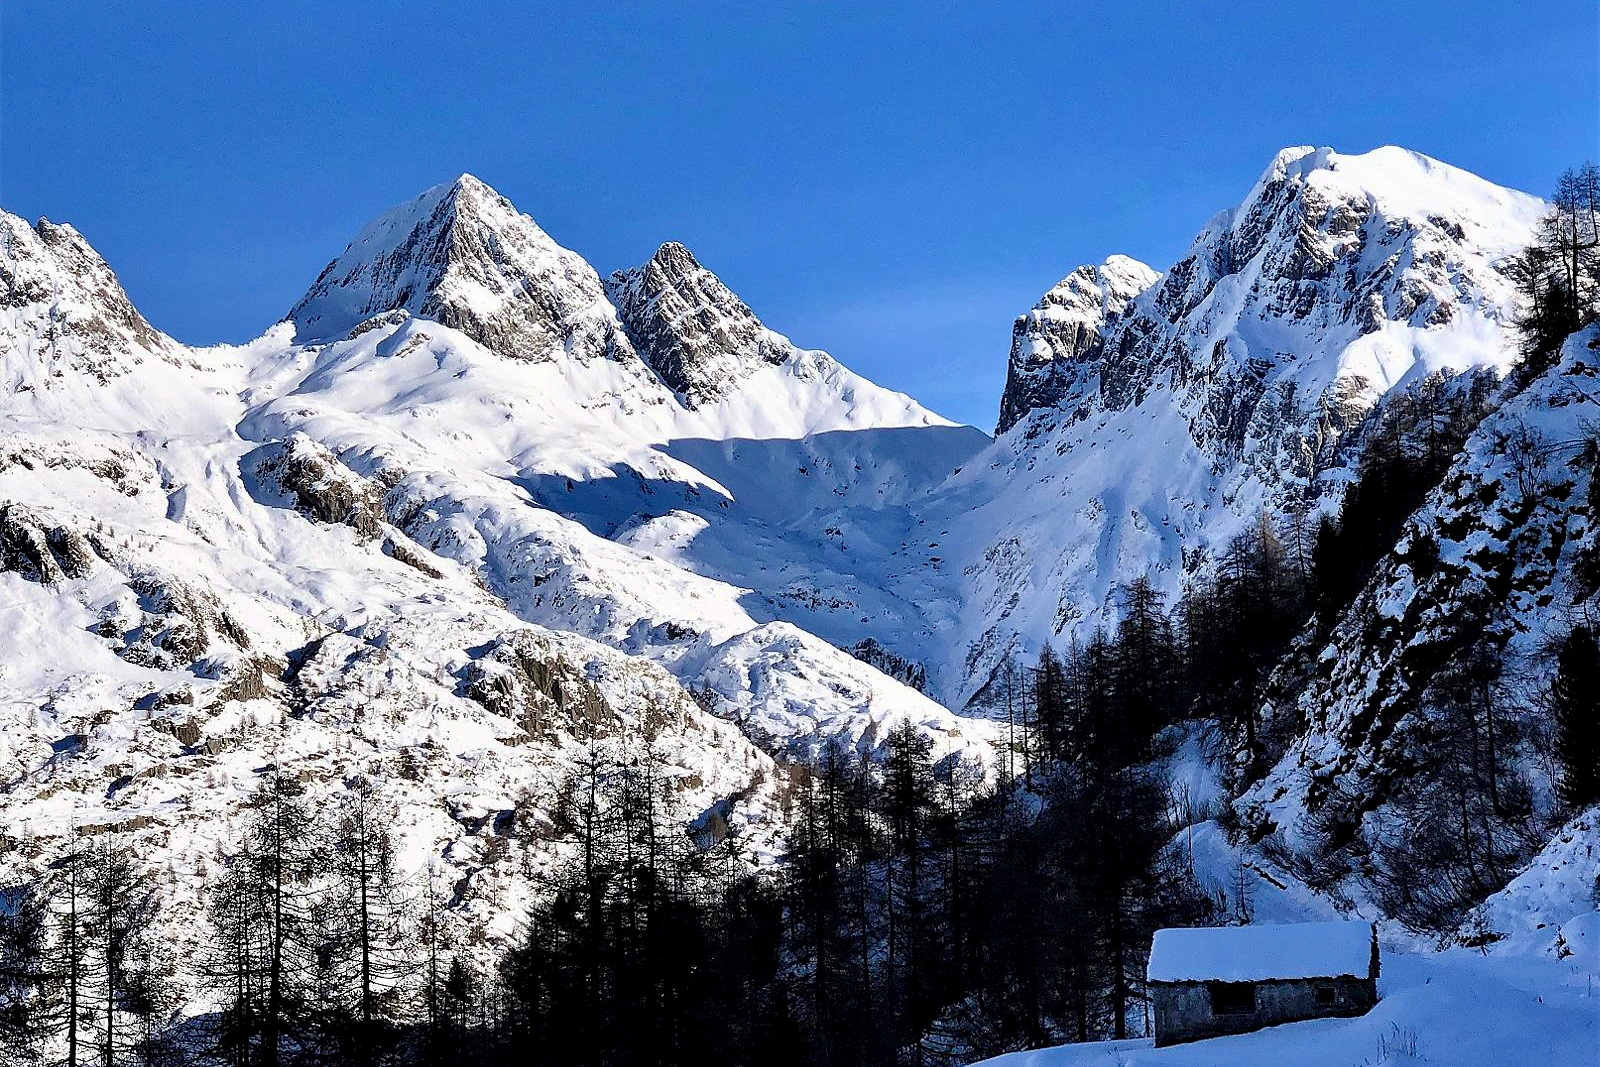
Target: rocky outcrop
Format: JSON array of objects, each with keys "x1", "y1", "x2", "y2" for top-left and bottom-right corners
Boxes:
[
  {"x1": 848, "y1": 637, "x2": 929, "y2": 693},
  {"x1": 995, "y1": 255, "x2": 1157, "y2": 433},
  {"x1": 253, "y1": 434, "x2": 385, "y2": 541},
  {"x1": 0, "y1": 436, "x2": 157, "y2": 496},
  {"x1": 116, "y1": 570, "x2": 252, "y2": 668},
  {"x1": 0, "y1": 502, "x2": 96, "y2": 583},
  {"x1": 460, "y1": 631, "x2": 616, "y2": 741},
  {"x1": 608, "y1": 242, "x2": 795, "y2": 406}
]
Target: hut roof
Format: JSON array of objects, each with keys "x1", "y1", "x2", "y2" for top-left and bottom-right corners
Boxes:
[{"x1": 1147, "y1": 921, "x2": 1375, "y2": 983}]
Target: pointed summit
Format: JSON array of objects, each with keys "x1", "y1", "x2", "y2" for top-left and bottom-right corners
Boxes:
[
  {"x1": 1, "y1": 210, "x2": 182, "y2": 389},
  {"x1": 288, "y1": 175, "x2": 632, "y2": 366},
  {"x1": 608, "y1": 242, "x2": 796, "y2": 407},
  {"x1": 995, "y1": 254, "x2": 1158, "y2": 434}
]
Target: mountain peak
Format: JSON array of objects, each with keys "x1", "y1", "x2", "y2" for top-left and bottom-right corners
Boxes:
[
  {"x1": 608, "y1": 243, "x2": 796, "y2": 407},
  {"x1": 287, "y1": 176, "x2": 634, "y2": 367},
  {"x1": 1, "y1": 209, "x2": 180, "y2": 392},
  {"x1": 394, "y1": 171, "x2": 507, "y2": 220},
  {"x1": 649, "y1": 240, "x2": 698, "y2": 268},
  {"x1": 1262, "y1": 144, "x2": 1333, "y2": 180},
  {"x1": 1228, "y1": 145, "x2": 1543, "y2": 254},
  {"x1": 449, "y1": 171, "x2": 493, "y2": 193},
  {"x1": 1094, "y1": 142, "x2": 1543, "y2": 424},
  {"x1": 995, "y1": 254, "x2": 1158, "y2": 434}
]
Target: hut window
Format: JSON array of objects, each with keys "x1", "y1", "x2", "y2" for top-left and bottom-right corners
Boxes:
[
  {"x1": 1316, "y1": 984, "x2": 1337, "y2": 1006},
  {"x1": 1209, "y1": 981, "x2": 1257, "y2": 1015}
]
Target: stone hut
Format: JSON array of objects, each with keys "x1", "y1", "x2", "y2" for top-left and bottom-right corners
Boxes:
[{"x1": 1147, "y1": 921, "x2": 1379, "y2": 1046}]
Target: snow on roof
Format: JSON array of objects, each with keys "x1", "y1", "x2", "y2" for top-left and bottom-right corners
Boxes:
[{"x1": 1147, "y1": 921, "x2": 1375, "y2": 983}]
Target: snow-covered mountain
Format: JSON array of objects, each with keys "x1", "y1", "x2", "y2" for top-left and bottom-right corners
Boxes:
[
  {"x1": 0, "y1": 175, "x2": 1000, "y2": 987},
  {"x1": 925, "y1": 146, "x2": 1544, "y2": 709},
  {"x1": 608, "y1": 239, "x2": 826, "y2": 408},
  {"x1": 265, "y1": 177, "x2": 992, "y2": 750}
]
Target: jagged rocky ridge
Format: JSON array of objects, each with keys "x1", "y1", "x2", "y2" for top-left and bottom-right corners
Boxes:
[
  {"x1": 608, "y1": 241, "x2": 809, "y2": 407},
  {"x1": 995, "y1": 254, "x2": 1158, "y2": 434}
]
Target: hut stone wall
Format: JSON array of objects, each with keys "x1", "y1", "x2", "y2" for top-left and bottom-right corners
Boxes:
[{"x1": 1152, "y1": 975, "x2": 1377, "y2": 1046}]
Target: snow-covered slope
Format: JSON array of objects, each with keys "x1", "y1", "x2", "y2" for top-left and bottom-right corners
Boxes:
[
  {"x1": 927, "y1": 146, "x2": 1544, "y2": 709},
  {"x1": 0, "y1": 339, "x2": 783, "y2": 976},
  {"x1": 1237, "y1": 325, "x2": 1600, "y2": 869}
]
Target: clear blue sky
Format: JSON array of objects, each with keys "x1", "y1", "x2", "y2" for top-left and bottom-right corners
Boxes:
[{"x1": 3, "y1": 2, "x2": 1594, "y2": 428}]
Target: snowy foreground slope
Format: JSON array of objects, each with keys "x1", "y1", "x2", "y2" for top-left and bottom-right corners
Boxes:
[
  {"x1": 970, "y1": 781, "x2": 1598, "y2": 1066},
  {"x1": 970, "y1": 942, "x2": 1597, "y2": 1067}
]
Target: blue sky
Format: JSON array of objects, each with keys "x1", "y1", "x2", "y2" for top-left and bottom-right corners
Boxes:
[{"x1": 2, "y1": 3, "x2": 1594, "y2": 429}]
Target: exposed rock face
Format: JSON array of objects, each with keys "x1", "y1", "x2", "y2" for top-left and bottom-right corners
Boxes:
[
  {"x1": 0, "y1": 502, "x2": 95, "y2": 583},
  {"x1": 288, "y1": 174, "x2": 637, "y2": 369},
  {"x1": 1008, "y1": 147, "x2": 1538, "y2": 471},
  {"x1": 1098, "y1": 146, "x2": 1535, "y2": 483},
  {"x1": 253, "y1": 434, "x2": 386, "y2": 541},
  {"x1": 848, "y1": 637, "x2": 929, "y2": 693},
  {"x1": 608, "y1": 242, "x2": 795, "y2": 406},
  {"x1": 995, "y1": 255, "x2": 1157, "y2": 433},
  {"x1": 119, "y1": 569, "x2": 252, "y2": 668}
]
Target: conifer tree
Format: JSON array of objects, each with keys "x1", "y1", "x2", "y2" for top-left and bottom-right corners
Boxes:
[
  {"x1": 1110, "y1": 577, "x2": 1176, "y2": 763},
  {"x1": 203, "y1": 772, "x2": 322, "y2": 1066},
  {"x1": 83, "y1": 842, "x2": 144, "y2": 1067},
  {"x1": 328, "y1": 778, "x2": 409, "y2": 1066},
  {"x1": 51, "y1": 839, "x2": 90, "y2": 1067},
  {"x1": 0, "y1": 882, "x2": 54, "y2": 1065},
  {"x1": 1510, "y1": 163, "x2": 1600, "y2": 368},
  {"x1": 1551, "y1": 625, "x2": 1600, "y2": 810}
]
